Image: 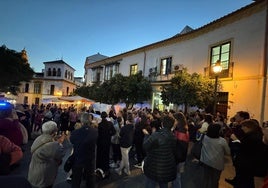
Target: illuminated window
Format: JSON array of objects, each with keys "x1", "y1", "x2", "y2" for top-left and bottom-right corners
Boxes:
[
  {"x1": 130, "y1": 64, "x2": 138, "y2": 75},
  {"x1": 210, "y1": 42, "x2": 231, "y2": 71},
  {"x1": 160, "y1": 57, "x2": 172, "y2": 75}
]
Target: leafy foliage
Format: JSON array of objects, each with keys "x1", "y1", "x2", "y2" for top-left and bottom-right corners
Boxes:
[
  {"x1": 161, "y1": 68, "x2": 215, "y2": 113},
  {"x1": 0, "y1": 45, "x2": 34, "y2": 94},
  {"x1": 74, "y1": 72, "x2": 152, "y2": 106}
]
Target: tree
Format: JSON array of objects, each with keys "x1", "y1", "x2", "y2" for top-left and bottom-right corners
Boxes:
[
  {"x1": 161, "y1": 68, "x2": 215, "y2": 114},
  {"x1": 74, "y1": 72, "x2": 152, "y2": 107},
  {"x1": 0, "y1": 45, "x2": 34, "y2": 94},
  {"x1": 124, "y1": 71, "x2": 152, "y2": 107}
]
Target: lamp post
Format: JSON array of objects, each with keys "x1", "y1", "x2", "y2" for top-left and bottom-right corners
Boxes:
[{"x1": 212, "y1": 60, "x2": 222, "y2": 115}]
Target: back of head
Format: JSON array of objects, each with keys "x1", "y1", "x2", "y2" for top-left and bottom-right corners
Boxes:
[
  {"x1": 101, "y1": 111, "x2": 108, "y2": 119},
  {"x1": 237, "y1": 111, "x2": 250, "y2": 120},
  {"x1": 162, "y1": 115, "x2": 175, "y2": 130},
  {"x1": 80, "y1": 112, "x2": 90, "y2": 126},
  {"x1": 127, "y1": 112, "x2": 134, "y2": 124},
  {"x1": 207, "y1": 123, "x2": 221, "y2": 138},
  {"x1": 204, "y1": 114, "x2": 213, "y2": 124},
  {"x1": 42, "y1": 121, "x2": 58, "y2": 135},
  {"x1": 240, "y1": 119, "x2": 262, "y2": 133},
  {"x1": 173, "y1": 112, "x2": 187, "y2": 129}
]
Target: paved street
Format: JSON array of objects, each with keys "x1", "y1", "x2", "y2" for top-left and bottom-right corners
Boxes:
[{"x1": 7, "y1": 139, "x2": 263, "y2": 188}]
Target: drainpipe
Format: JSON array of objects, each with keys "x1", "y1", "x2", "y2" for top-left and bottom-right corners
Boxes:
[
  {"x1": 260, "y1": 0, "x2": 268, "y2": 123},
  {"x1": 143, "y1": 51, "x2": 146, "y2": 76}
]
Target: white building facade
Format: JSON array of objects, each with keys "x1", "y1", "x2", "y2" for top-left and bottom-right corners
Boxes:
[
  {"x1": 17, "y1": 60, "x2": 77, "y2": 105},
  {"x1": 84, "y1": 0, "x2": 268, "y2": 122}
]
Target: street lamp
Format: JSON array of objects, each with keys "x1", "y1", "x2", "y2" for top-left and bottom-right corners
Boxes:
[{"x1": 212, "y1": 60, "x2": 222, "y2": 115}]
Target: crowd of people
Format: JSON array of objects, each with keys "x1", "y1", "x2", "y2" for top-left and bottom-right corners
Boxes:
[{"x1": 0, "y1": 101, "x2": 268, "y2": 188}]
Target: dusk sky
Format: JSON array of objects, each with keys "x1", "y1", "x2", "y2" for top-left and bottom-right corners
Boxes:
[{"x1": 0, "y1": 0, "x2": 253, "y2": 77}]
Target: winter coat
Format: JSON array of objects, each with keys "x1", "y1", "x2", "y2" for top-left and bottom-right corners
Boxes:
[
  {"x1": 200, "y1": 135, "x2": 230, "y2": 171},
  {"x1": 0, "y1": 135, "x2": 23, "y2": 165},
  {"x1": 28, "y1": 134, "x2": 65, "y2": 188},
  {"x1": 119, "y1": 123, "x2": 134, "y2": 148},
  {"x1": 143, "y1": 128, "x2": 177, "y2": 182},
  {"x1": 70, "y1": 125, "x2": 98, "y2": 166},
  {"x1": 0, "y1": 118, "x2": 23, "y2": 146},
  {"x1": 234, "y1": 131, "x2": 268, "y2": 177}
]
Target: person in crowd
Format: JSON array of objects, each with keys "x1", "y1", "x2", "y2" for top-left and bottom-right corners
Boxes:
[
  {"x1": 230, "y1": 119, "x2": 267, "y2": 188},
  {"x1": 115, "y1": 112, "x2": 135, "y2": 176},
  {"x1": 16, "y1": 104, "x2": 32, "y2": 140},
  {"x1": 225, "y1": 111, "x2": 250, "y2": 185},
  {"x1": 150, "y1": 109, "x2": 162, "y2": 132},
  {"x1": 197, "y1": 113, "x2": 213, "y2": 135},
  {"x1": 53, "y1": 108, "x2": 62, "y2": 129},
  {"x1": 33, "y1": 108, "x2": 44, "y2": 133},
  {"x1": 133, "y1": 112, "x2": 148, "y2": 168},
  {"x1": 0, "y1": 102, "x2": 24, "y2": 146},
  {"x1": 172, "y1": 112, "x2": 189, "y2": 188},
  {"x1": 28, "y1": 121, "x2": 66, "y2": 188},
  {"x1": 110, "y1": 115, "x2": 122, "y2": 168},
  {"x1": 199, "y1": 123, "x2": 230, "y2": 187},
  {"x1": 96, "y1": 111, "x2": 116, "y2": 178},
  {"x1": 143, "y1": 115, "x2": 177, "y2": 188},
  {"x1": 60, "y1": 108, "x2": 70, "y2": 132},
  {"x1": 69, "y1": 108, "x2": 78, "y2": 132},
  {"x1": 70, "y1": 112, "x2": 98, "y2": 188},
  {"x1": 262, "y1": 124, "x2": 268, "y2": 188},
  {"x1": 43, "y1": 107, "x2": 53, "y2": 123},
  {"x1": 0, "y1": 135, "x2": 23, "y2": 175}
]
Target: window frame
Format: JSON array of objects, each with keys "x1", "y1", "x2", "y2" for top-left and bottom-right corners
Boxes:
[{"x1": 130, "y1": 64, "x2": 138, "y2": 76}]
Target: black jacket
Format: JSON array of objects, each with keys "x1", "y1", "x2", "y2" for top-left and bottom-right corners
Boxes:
[
  {"x1": 70, "y1": 125, "x2": 98, "y2": 166},
  {"x1": 119, "y1": 123, "x2": 134, "y2": 148},
  {"x1": 143, "y1": 128, "x2": 177, "y2": 182},
  {"x1": 235, "y1": 131, "x2": 268, "y2": 177}
]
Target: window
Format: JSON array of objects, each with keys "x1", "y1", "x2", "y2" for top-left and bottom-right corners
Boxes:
[
  {"x1": 210, "y1": 42, "x2": 231, "y2": 71},
  {"x1": 66, "y1": 87, "x2": 69, "y2": 95},
  {"x1": 92, "y1": 68, "x2": 102, "y2": 82},
  {"x1": 57, "y1": 68, "x2": 61, "y2": 77},
  {"x1": 47, "y1": 68, "x2": 52, "y2": 76},
  {"x1": 34, "y1": 82, "x2": 41, "y2": 94},
  {"x1": 23, "y1": 96, "x2": 28, "y2": 104},
  {"x1": 65, "y1": 70, "x2": 68, "y2": 78},
  {"x1": 160, "y1": 57, "x2": 172, "y2": 75},
  {"x1": 130, "y1": 64, "x2": 138, "y2": 75},
  {"x1": 25, "y1": 83, "x2": 29, "y2": 93},
  {"x1": 35, "y1": 98, "x2": 40, "y2": 105},
  {"x1": 50, "y1": 85, "x2": 55, "y2": 95},
  {"x1": 105, "y1": 64, "x2": 119, "y2": 80},
  {"x1": 52, "y1": 68, "x2": 56, "y2": 76}
]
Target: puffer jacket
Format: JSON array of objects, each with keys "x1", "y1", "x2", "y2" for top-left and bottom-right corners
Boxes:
[
  {"x1": 143, "y1": 128, "x2": 177, "y2": 182},
  {"x1": 28, "y1": 134, "x2": 64, "y2": 188}
]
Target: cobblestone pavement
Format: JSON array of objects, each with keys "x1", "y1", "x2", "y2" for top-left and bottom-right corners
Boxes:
[{"x1": 8, "y1": 139, "x2": 263, "y2": 188}]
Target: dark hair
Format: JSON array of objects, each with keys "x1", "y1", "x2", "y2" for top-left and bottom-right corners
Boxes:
[
  {"x1": 173, "y1": 112, "x2": 188, "y2": 131},
  {"x1": 101, "y1": 111, "x2": 108, "y2": 119},
  {"x1": 204, "y1": 114, "x2": 213, "y2": 124},
  {"x1": 237, "y1": 111, "x2": 250, "y2": 120},
  {"x1": 127, "y1": 112, "x2": 133, "y2": 123},
  {"x1": 162, "y1": 115, "x2": 175, "y2": 129},
  {"x1": 206, "y1": 123, "x2": 221, "y2": 138},
  {"x1": 241, "y1": 119, "x2": 262, "y2": 133}
]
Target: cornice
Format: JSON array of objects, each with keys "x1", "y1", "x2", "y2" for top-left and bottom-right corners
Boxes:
[{"x1": 85, "y1": 0, "x2": 267, "y2": 69}]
